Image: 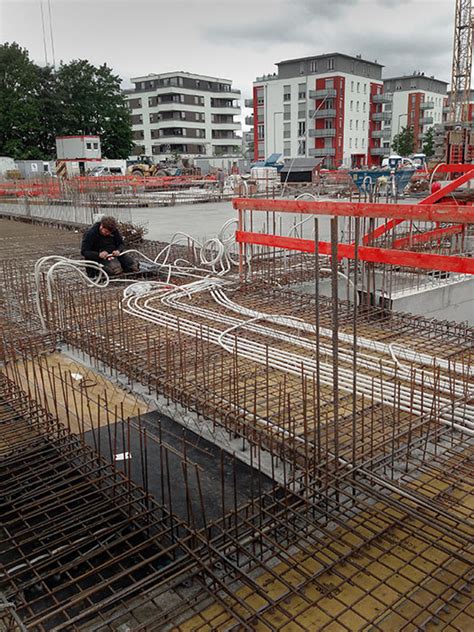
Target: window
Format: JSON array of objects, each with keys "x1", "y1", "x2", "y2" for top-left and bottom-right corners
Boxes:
[
  {"x1": 350, "y1": 100, "x2": 353, "y2": 111},
  {"x1": 355, "y1": 138, "x2": 358, "y2": 148},
  {"x1": 283, "y1": 141, "x2": 291, "y2": 156},
  {"x1": 362, "y1": 120, "x2": 366, "y2": 131},
  {"x1": 283, "y1": 85, "x2": 291, "y2": 101},
  {"x1": 298, "y1": 140, "x2": 306, "y2": 155},
  {"x1": 349, "y1": 120, "x2": 353, "y2": 130},
  {"x1": 327, "y1": 58, "x2": 334, "y2": 70},
  {"x1": 298, "y1": 121, "x2": 306, "y2": 136},
  {"x1": 283, "y1": 123, "x2": 291, "y2": 138},
  {"x1": 363, "y1": 84, "x2": 367, "y2": 94},
  {"x1": 257, "y1": 124, "x2": 265, "y2": 140},
  {"x1": 310, "y1": 60, "x2": 317, "y2": 72},
  {"x1": 362, "y1": 138, "x2": 365, "y2": 148},
  {"x1": 86, "y1": 142, "x2": 92, "y2": 150},
  {"x1": 355, "y1": 120, "x2": 359, "y2": 130},
  {"x1": 93, "y1": 142, "x2": 98, "y2": 149},
  {"x1": 349, "y1": 138, "x2": 352, "y2": 148},
  {"x1": 363, "y1": 102, "x2": 366, "y2": 113},
  {"x1": 298, "y1": 83, "x2": 306, "y2": 100},
  {"x1": 257, "y1": 97, "x2": 264, "y2": 105},
  {"x1": 326, "y1": 79, "x2": 334, "y2": 89},
  {"x1": 351, "y1": 81, "x2": 354, "y2": 91},
  {"x1": 356, "y1": 101, "x2": 360, "y2": 112},
  {"x1": 357, "y1": 82, "x2": 360, "y2": 93}
]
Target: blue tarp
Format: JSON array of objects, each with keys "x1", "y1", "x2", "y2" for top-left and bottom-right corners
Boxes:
[{"x1": 349, "y1": 168, "x2": 415, "y2": 195}]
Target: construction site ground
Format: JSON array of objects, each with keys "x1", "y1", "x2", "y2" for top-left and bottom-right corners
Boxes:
[{"x1": 0, "y1": 216, "x2": 472, "y2": 631}]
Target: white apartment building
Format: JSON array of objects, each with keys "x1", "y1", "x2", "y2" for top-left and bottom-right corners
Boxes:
[
  {"x1": 251, "y1": 54, "x2": 385, "y2": 168},
  {"x1": 124, "y1": 72, "x2": 241, "y2": 160},
  {"x1": 381, "y1": 74, "x2": 447, "y2": 153}
]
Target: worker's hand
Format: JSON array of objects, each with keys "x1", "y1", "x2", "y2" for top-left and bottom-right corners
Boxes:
[
  {"x1": 99, "y1": 251, "x2": 109, "y2": 260},
  {"x1": 112, "y1": 250, "x2": 120, "y2": 257}
]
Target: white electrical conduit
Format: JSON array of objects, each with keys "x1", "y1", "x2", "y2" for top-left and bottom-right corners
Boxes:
[
  {"x1": 160, "y1": 285, "x2": 467, "y2": 400},
  {"x1": 122, "y1": 284, "x2": 474, "y2": 435}
]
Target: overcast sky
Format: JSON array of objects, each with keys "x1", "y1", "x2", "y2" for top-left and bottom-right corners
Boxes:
[{"x1": 1, "y1": 0, "x2": 456, "y2": 107}]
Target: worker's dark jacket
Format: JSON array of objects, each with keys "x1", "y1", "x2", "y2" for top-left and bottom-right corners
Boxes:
[{"x1": 81, "y1": 223, "x2": 124, "y2": 262}]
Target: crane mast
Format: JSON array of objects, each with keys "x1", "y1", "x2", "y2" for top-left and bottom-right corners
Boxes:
[{"x1": 449, "y1": 0, "x2": 473, "y2": 124}]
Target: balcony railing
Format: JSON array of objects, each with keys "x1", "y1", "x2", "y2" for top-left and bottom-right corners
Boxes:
[
  {"x1": 372, "y1": 93, "x2": 392, "y2": 104},
  {"x1": 309, "y1": 148, "x2": 336, "y2": 156},
  {"x1": 370, "y1": 147, "x2": 386, "y2": 155},
  {"x1": 244, "y1": 98, "x2": 254, "y2": 108},
  {"x1": 309, "y1": 128, "x2": 336, "y2": 137},
  {"x1": 372, "y1": 111, "x2": 392, "y2": 121},
  {"x1": 309, "y1": 88, "x2": 337, "y2": 99},
  {"x1": 312, "y1": 108, "x2": 337, "y2": 118},
  {"x1": 420, "y1": 101, "x2": 434, "y2": 110},
  {"x1": 420, "y1": 116, "x2": 434, "y2": 125},
  {"x1": 245, "y1": 116, "x2": 254, "y2": 126},
  {"x1": 371, "y1": 129, "x2": 391, "y2": 139}
]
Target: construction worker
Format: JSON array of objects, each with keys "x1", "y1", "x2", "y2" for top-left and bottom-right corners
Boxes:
[{"x1": 81, "y1": 216, "x2": 139, "y2": 276}]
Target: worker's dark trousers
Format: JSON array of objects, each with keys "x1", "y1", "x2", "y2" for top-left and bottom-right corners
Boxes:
[
  {"x1": 103, "y1": 254, "x2": 139, "y2": 276},
  {"x1": 85, "y1": 254, "x2": 139, "y2": 278}
]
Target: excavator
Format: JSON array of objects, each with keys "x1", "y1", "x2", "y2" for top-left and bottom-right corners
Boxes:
[{"x1": 126, "y1": 156, "x2": 200, "y2": 177}]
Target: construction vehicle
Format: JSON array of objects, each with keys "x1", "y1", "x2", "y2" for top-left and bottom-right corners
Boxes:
[{"x1": 126, "y1": 156, "x2": 200, "y2": 177}]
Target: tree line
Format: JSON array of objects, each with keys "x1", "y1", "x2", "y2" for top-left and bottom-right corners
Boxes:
[{"x1": 0, "y1": 42, "x2": 133, "y2": 160}]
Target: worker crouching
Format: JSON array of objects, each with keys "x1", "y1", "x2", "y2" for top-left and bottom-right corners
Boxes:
[{"x1": 81, "y1": 216, "x2": 139, "y2": 276}]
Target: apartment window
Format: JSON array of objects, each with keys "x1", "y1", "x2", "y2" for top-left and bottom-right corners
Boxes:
[
  {"x1": 257, "y1": 124, "x2": 265, "y2": 140},
  {"x1": 327, "y1": 58, "x2": 334, "y2": 70},
  {"x1": 326, "y1": 79, "x2": 334, "y2": 89},
  {"x1": 283, "y1": 103, "x2": 291, "y2": 120},
  {"x1": 257, "y1": 97, "x2": 264, "y2": 105},
  {"x1": 86, "y1": 143, "x2": 92, "y2": 150},
  {"x1": 298, "y1": 83, "x2": 306, "y2": 100},
  {"x1": 357, "y1": 82, "x2": 360, "y2": 93},
  {"x1": 283, "y1": 85, "x2": 291, "y2": 101},
  {"x1": 350, "y1": 100, "x2": 353, "y2": 111},
  {"x1": 349, "y1": 120, "x2": 353, "y2": 130},
  {"x1": 362, "y1": 138, "x2": 365, "y2": 148},
  {"x1": 355, "y1": 120, "x2": 359, "y2": 130},
  {"x1": 298, "y1": 121, "x2": 306, "y2": 136},
  {"x1": 355, "y1": 138, "x2": 358, "y2": 148},
  {"x1": 93, "y1": 142, "x2": 98, "y2": 150},
  {"x1": 349, "y1": 138, "x2": 352, "y2": 148},
  {"x1": 363, "y1": 84, "x2": 367, "y2": 94},
  {"x1": 310, "y1": 60, "x2": 317, "y2": 72},
  {"x1": 362, "y1": 120, "x2": 366, "y2": 131},
  {"x1": 283, "y1": 123, "x2": 291, "y2": 138},
  {"x1": 298, "y1": 140, "x2": 306, "y2": 155},
  {"x1": 283, "y1": 141, "x2": 291, "y2": 156},
  {"x1": 356, "y1": 101, "x2": 360, "y2": 112},
  {"x1": 324, "y1": 119, "x2": 334, "y2": 129},
  {"x1": 363, "y1": 102, "x2": 366, "y2": 113}
]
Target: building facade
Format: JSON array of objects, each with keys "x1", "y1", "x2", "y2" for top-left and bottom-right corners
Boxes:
[
  {"x1": 124, "y1": 72, "x2": 241, "y2": 160},
  {"x1": 381, "y1": 74, "x2": 447, "y2": 154},
  {"x1": 251, "y1": 54, "x2": 385, "y2": 168}
]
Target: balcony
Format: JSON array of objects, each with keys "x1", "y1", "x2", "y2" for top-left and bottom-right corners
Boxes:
[
  {"x1": 372, "y1": 93, "x2": 392, "y2": 104},
  {"x1": 245, "y1": 115, "x2": 254, "y2": 126},
  {"x1": 309, "y1": 148, "x2": 336, "y2": 157},
  {"x1": 312, "y1": 108, "x2": 337, "y2": 118},
  {"x1": 420, "y1": 116, "x2": 434, "y2": 125},
  {"x1": 371, "y1": 129, "x2": 391, "y2": 139},
  {"x1": 372, "y1": 111, "x2": 392, "y2": 121},
  {"x1": 442, "y1": 106, "x2": 450, "y2": 114},
  {"x1": 309, "y1": 88, "x2": 337, "y2": 99},
  {"x1": 244, "y1": 98, "x2": 254, "y2": 108},
  {"x1": 370, "y1": 147, "x2": 386, "y2": 155},
  {"x1": 420, "y1": 101, "x2": 434, "y2": 110},
  {"x1": 309, "y1": 128, "x2": 336, "y2": 137}
]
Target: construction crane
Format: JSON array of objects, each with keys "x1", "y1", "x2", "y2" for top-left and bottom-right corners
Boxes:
[
  {"x1": 449, "y1": 0, "x2": 473, "y2": 124},
  {"x1": 444, "y1": 0, "x2": 474, "y2": 163}
]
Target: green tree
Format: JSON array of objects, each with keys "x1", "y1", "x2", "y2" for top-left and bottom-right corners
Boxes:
[
  {"x1": 0, "y1": 43, "x2": 47, "y2": 159},
  {"x1": 55, "y1": 60, "x2": 133, "y2": 158},
  {"x1": 391, "y1": 125, "x2": 415, "y2": 156},
  {"x1": 422, "y1": 126, "x2": 435, "y2": 158}
]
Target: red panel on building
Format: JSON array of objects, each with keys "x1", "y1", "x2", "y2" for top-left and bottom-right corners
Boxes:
[
  {"x1": 408, "y1": 92, "x2": 422, "y2": 151},
  {"x1": 368, "y1": 83, "x2": 382, "y2": 167}
]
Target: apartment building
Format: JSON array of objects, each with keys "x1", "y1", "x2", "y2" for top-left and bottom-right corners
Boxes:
[
  {"x1": 124, "y1": 72, "x2": 241, "y2": 160},
  {"x1": 250, "y1": 53, "x2": 385, "y2": 168},
  {"x1": 381, "y1": 74, "x2": 447, "y2": 153}
]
